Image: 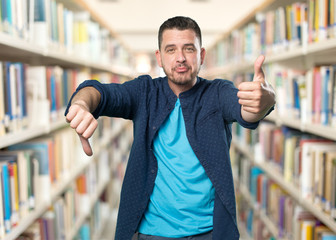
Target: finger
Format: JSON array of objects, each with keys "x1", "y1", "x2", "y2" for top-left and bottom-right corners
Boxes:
[
  {"x1": 79, "y1": 135, "x2": 93, "y2": 156},
  {"x1": 237, "y1": 90, "x2": 258, "y2": 100},
  {"x1": 68, "y1": 108, "x2": 93, "y2": 131},
  {"x1": 75, "y1": 115, "x2": 94, "y2": 135},
  {"x1": 69, "y1": 112, "x2": 85, "y2": 130},
  {"x1": 241, "y1": 105, "x2": 259, "y2": 114},
  {"x1": 253, "y1": 55, "x2": 265, "y2": 82},
  {"x1": 238, "y1": 99, "x2": 261, "y2": 108},
  {"x1": 254, "y1": 55, "x2": 265, "y2": 75},
  {"x1": 238, "y1": 81, "x2": 262, "y2": 91},
  {"x1": 66, "y1": 105, "x2": 80, "y2": 123},
  {"x1": 82, "y1": 119, "x2": 98, "y2": 139}
]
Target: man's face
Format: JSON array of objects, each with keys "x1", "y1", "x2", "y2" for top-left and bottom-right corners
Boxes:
[{"x1": 156, "y1": 29, "x2": 205, "y2": 93}]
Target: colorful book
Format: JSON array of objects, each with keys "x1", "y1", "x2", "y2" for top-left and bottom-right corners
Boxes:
[
  {"x1": 0, "y1": 167, "x2": 5, "y2": 238},
  {"x1": 0, "y1": 161, "x2": 11, "y2": 233},
  {"x1": 9, "y1": 139, "x2": 52, "y2": 205}
]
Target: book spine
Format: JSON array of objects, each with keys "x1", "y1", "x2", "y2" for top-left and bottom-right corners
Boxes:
[{"x1": 2, "y1": 164, "x2": 12, "y2": 233}]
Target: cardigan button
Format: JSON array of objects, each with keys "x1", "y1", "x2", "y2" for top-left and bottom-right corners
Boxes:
[{"x1": 151, "y1": 169, "x2": 155, "y2": 174}]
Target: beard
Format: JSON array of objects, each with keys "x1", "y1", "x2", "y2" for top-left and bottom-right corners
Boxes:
[{"x1": 163, "y1": 63, "x2": 200, "y2": 86}]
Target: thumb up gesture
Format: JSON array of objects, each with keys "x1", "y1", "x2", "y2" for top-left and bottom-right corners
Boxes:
[
  {"x1": 66, "y1": 102, "x2": 98, "y2": 156},
  {"x1": 237, "y1": 55, "x2": 275, "y2": 122}
]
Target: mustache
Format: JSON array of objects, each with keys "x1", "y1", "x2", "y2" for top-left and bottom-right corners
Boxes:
[{"x1": 173, "y1": 63, "x2": 190, "y2": 70}]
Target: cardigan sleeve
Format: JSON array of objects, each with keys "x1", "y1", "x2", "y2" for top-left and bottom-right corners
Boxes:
[{"x1": 64, "y1": 75, "x2": 150, "y2": 120}]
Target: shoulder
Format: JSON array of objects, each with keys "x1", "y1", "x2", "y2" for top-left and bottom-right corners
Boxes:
[
  {"x1": 212, "y1": 78, "x2": 235, "y2": 87},
  {"x1": 198, "y1": 77, "x2": 236, "y2": 90},
  {"x1": 131, "y1": 75, "x2": 165, "y2": 87}
]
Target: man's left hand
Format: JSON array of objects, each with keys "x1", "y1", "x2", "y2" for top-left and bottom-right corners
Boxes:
[{"x1": 237, "y1": 55, "x2": 276, "y2": 122}]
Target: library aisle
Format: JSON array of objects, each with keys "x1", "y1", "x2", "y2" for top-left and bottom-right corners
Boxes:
[{"x1": 1, "y1": 0, "x2": 336, "y2": 239}]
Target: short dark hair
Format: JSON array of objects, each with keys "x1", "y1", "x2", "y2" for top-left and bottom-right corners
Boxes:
[{"x1": 158, "y1": 16, "x2": 202, "y2": 49}]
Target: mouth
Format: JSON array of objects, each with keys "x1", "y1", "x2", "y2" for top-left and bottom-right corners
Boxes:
[{"x1": 174, "y1": 64, "x2": 189, "y2": 73}]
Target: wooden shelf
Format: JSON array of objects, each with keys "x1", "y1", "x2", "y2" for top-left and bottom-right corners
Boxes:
[
  {"x1": 238, "y1": 183, "x2": 288, "y2": 240},
  {"x1": 67, "y1": 178, "x2": 110, "y2": 240},
  {"x1": 0, "y1": 32, "x2": 134, "y2": 77},
  {"x1": 203, "y1": 39, "x2": 336, "y2": 77},
  {"x1": 0, "y1": 0, "x2": 135, "y2": 238},
  {"x1": 3, "y1": 154, "x2": 92, "y2": 240},
  {"x1": 265, "y1": 112, "x2": 336, "y2": 141},
  {"x1": 0, "y1": 117, "x2": 68, "y2": 149},
  {"x1": 232, "y1": 137, "x2": 336, "y2": 233}
]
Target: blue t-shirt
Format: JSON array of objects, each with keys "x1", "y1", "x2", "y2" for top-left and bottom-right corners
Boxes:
[{"x1": 138, "y1": 99, "x2": 215, "y2": 237}]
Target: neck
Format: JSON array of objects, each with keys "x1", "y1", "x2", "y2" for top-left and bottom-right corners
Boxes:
[{"x1": 168, "y1": 77, "x2": 197, "y2": 96}]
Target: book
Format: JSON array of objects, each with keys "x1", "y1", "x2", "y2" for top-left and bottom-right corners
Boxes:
[
  {"x1": 0, "y1": 62, "x2": 5, "y2": 136},
  {"x1": 32, "y1": 0, "x2": 48, "y2": 47},
  {"x1": 284, "y1": 134, "x2": 298, "y2": 183},
  {"x1": 324, "y1": 151, "x2": 336, "y2": 213},
  {"x1": 0, "y1": 161, "x2": 12, "y2": 233},
  {"x1": 9, "y1": 139, "x2": 53, "y2": 205},
  {"x1": 53, "y1": 197, "x2": 65, "y2": 240},
  {"x1": 322, "y1": 234, "x2": 336, "y2": 240},
  {"x1": 0, "y1": 150, "x2": 31, "y2": 219},
  {"x1": 300, "y1": 141, "x2": 334, "y2": 200},
  {"x1": 321, "y1": 66, "x2": 331, "y2": 125},
  {"x1": 331, "y1": 65, "x2": 336, "y2": 126},
  {"x1": 310, "y1": 144, "x2": 336, "y2": 208},
  {"x1": 8, "y1": 160, "x2": 19, "y2": 227},
  {"x1": 0, "y1": 167, "x2": 5, "y2": 238},
  {"x1": 315, "y1": 225, "x2": 333, "y2": 240},
  {"x1": 313, "y1": 66, "x2": 322, "y2": 124},
  {"x1": 331, "y1": 156, "x2": 336, "y2": 218},
  {"x1": 301, "y1": 220, "x2": 314, "y2": 240},
  {"x1": 25, "y1": 65, "x2": 50, "y2": 127},
  {"x1": 42, "y1": 210, "x2": 56, "y2": 240}
]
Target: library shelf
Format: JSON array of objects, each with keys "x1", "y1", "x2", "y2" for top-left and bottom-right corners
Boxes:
[
  {"x1": 67, "y1": 177, "x2": 110, "y2": 240},
  {"x1": 203, "y1": 38, "x2": 336, "y2": 79},
  {"x1": 94, "y1": 119, "x2": 132, "y2": 154},
  {"x1": 237, "y1": 221, "x2": 254, "y2": 240},
  {"x1": 0, "y1": 117, "x2": 68, "y2": 149},
  {"x1": 232, "y1": 136, "x2": 336, "y2": 234},
  {"x1": 200, "y1": 60, "x2": 253, "y2": 78},
  {"x1": 0, "y1": 126, "x2": 48, "y2": 150},
  {"x1": 0, "y1": 0, "x2": 135, "y2": 238},
  {"x1": 3, "y1": 154, "x2": 92, "y2": 240},
  {"x1": 238, "y1": 181, "x2": 288, "y2": 240},
  {"x1": 202, "y1": 0, "x2": 336, "y2": 238},
  {"x1": 265, "y1": 112, "x2": 336, "y2": 141},
  {"x1": 0, "y1": 32, "x2": 134, "y2": 78}
]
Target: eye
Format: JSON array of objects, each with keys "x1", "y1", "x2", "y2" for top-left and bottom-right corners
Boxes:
[
  {"x1": 166, "y1": 48, "x2": 175, "y2": 53},
  {"x1": 185, "y1": 47, "x2": 195, "y2": 53}
]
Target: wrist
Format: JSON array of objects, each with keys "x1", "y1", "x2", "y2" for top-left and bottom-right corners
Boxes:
[{"x1": 71, "y1": 99, "x2": 91, "y2": 112}]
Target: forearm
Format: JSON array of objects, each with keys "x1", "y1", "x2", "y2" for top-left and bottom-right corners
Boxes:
[{"x1": 71, "y1": 86, "x2": 101, "y2": 113}]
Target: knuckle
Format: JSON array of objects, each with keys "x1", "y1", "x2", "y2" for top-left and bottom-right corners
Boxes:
[
  {"x1": 82, "y1": 131, "x2": 90, "y2": 139},
  {"x1": 76, "y1": 127, "x2": 84, "y2": 135},
  {"x1": 69, "y1": 122, "x2": 77, "y2": 129},
  {"x1": 93, "y1": 120, "x2": 98, "y2": 129}
]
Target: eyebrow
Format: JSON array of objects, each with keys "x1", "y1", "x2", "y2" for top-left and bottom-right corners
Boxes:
[
  {"x1": 164, "y1": 44, "x2": 176, "y2": 50},
  {"x1": 164, "y1": 43, "x2": 196, "y2": 51}
]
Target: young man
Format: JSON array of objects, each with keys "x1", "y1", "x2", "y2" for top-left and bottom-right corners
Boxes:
[{"x1": 65, "y1": 16, "x2": 275, "y2": 240}]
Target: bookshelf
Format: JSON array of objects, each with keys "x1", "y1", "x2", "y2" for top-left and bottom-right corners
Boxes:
[
  {"x1": 0, "y1": 0, "x2": 134, "y2": 239},
  {"x1": 203, "y1": 0, "x2": 336, "y2": 239}
]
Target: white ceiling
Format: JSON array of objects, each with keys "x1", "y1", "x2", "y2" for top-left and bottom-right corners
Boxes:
[{"x1": 92, "y1": 0, "x2": 266, "y2": 54}]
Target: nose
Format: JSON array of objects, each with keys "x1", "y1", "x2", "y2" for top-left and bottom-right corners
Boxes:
[{"x1": 176, "y1": 50, "x2": 186, "y2": 62}]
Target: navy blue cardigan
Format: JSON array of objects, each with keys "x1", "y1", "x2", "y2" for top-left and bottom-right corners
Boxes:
[{"x1": 65, "y1": 75, "x2": 262, "y2": 240}]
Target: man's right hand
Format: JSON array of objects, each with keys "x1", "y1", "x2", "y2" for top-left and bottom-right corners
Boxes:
[{"x1": 65, "y1": 102, "x2": 98, "y2": 156}]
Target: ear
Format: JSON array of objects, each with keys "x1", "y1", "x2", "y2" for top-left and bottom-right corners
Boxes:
[
  {"x1": 155, "y1": 50, "x2": 163, "y2": 67},
  {"x1": 200, "y1": 47, "x2": 206, "y2": 65}
]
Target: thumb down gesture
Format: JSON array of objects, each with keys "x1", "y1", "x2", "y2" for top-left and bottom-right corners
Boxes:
[
  {"x1": 66, "y1": 103, "x2": 98, "y2": 156},
  {"x1": 237, "y1": 55, "x2": 276, "y2": 122}
]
